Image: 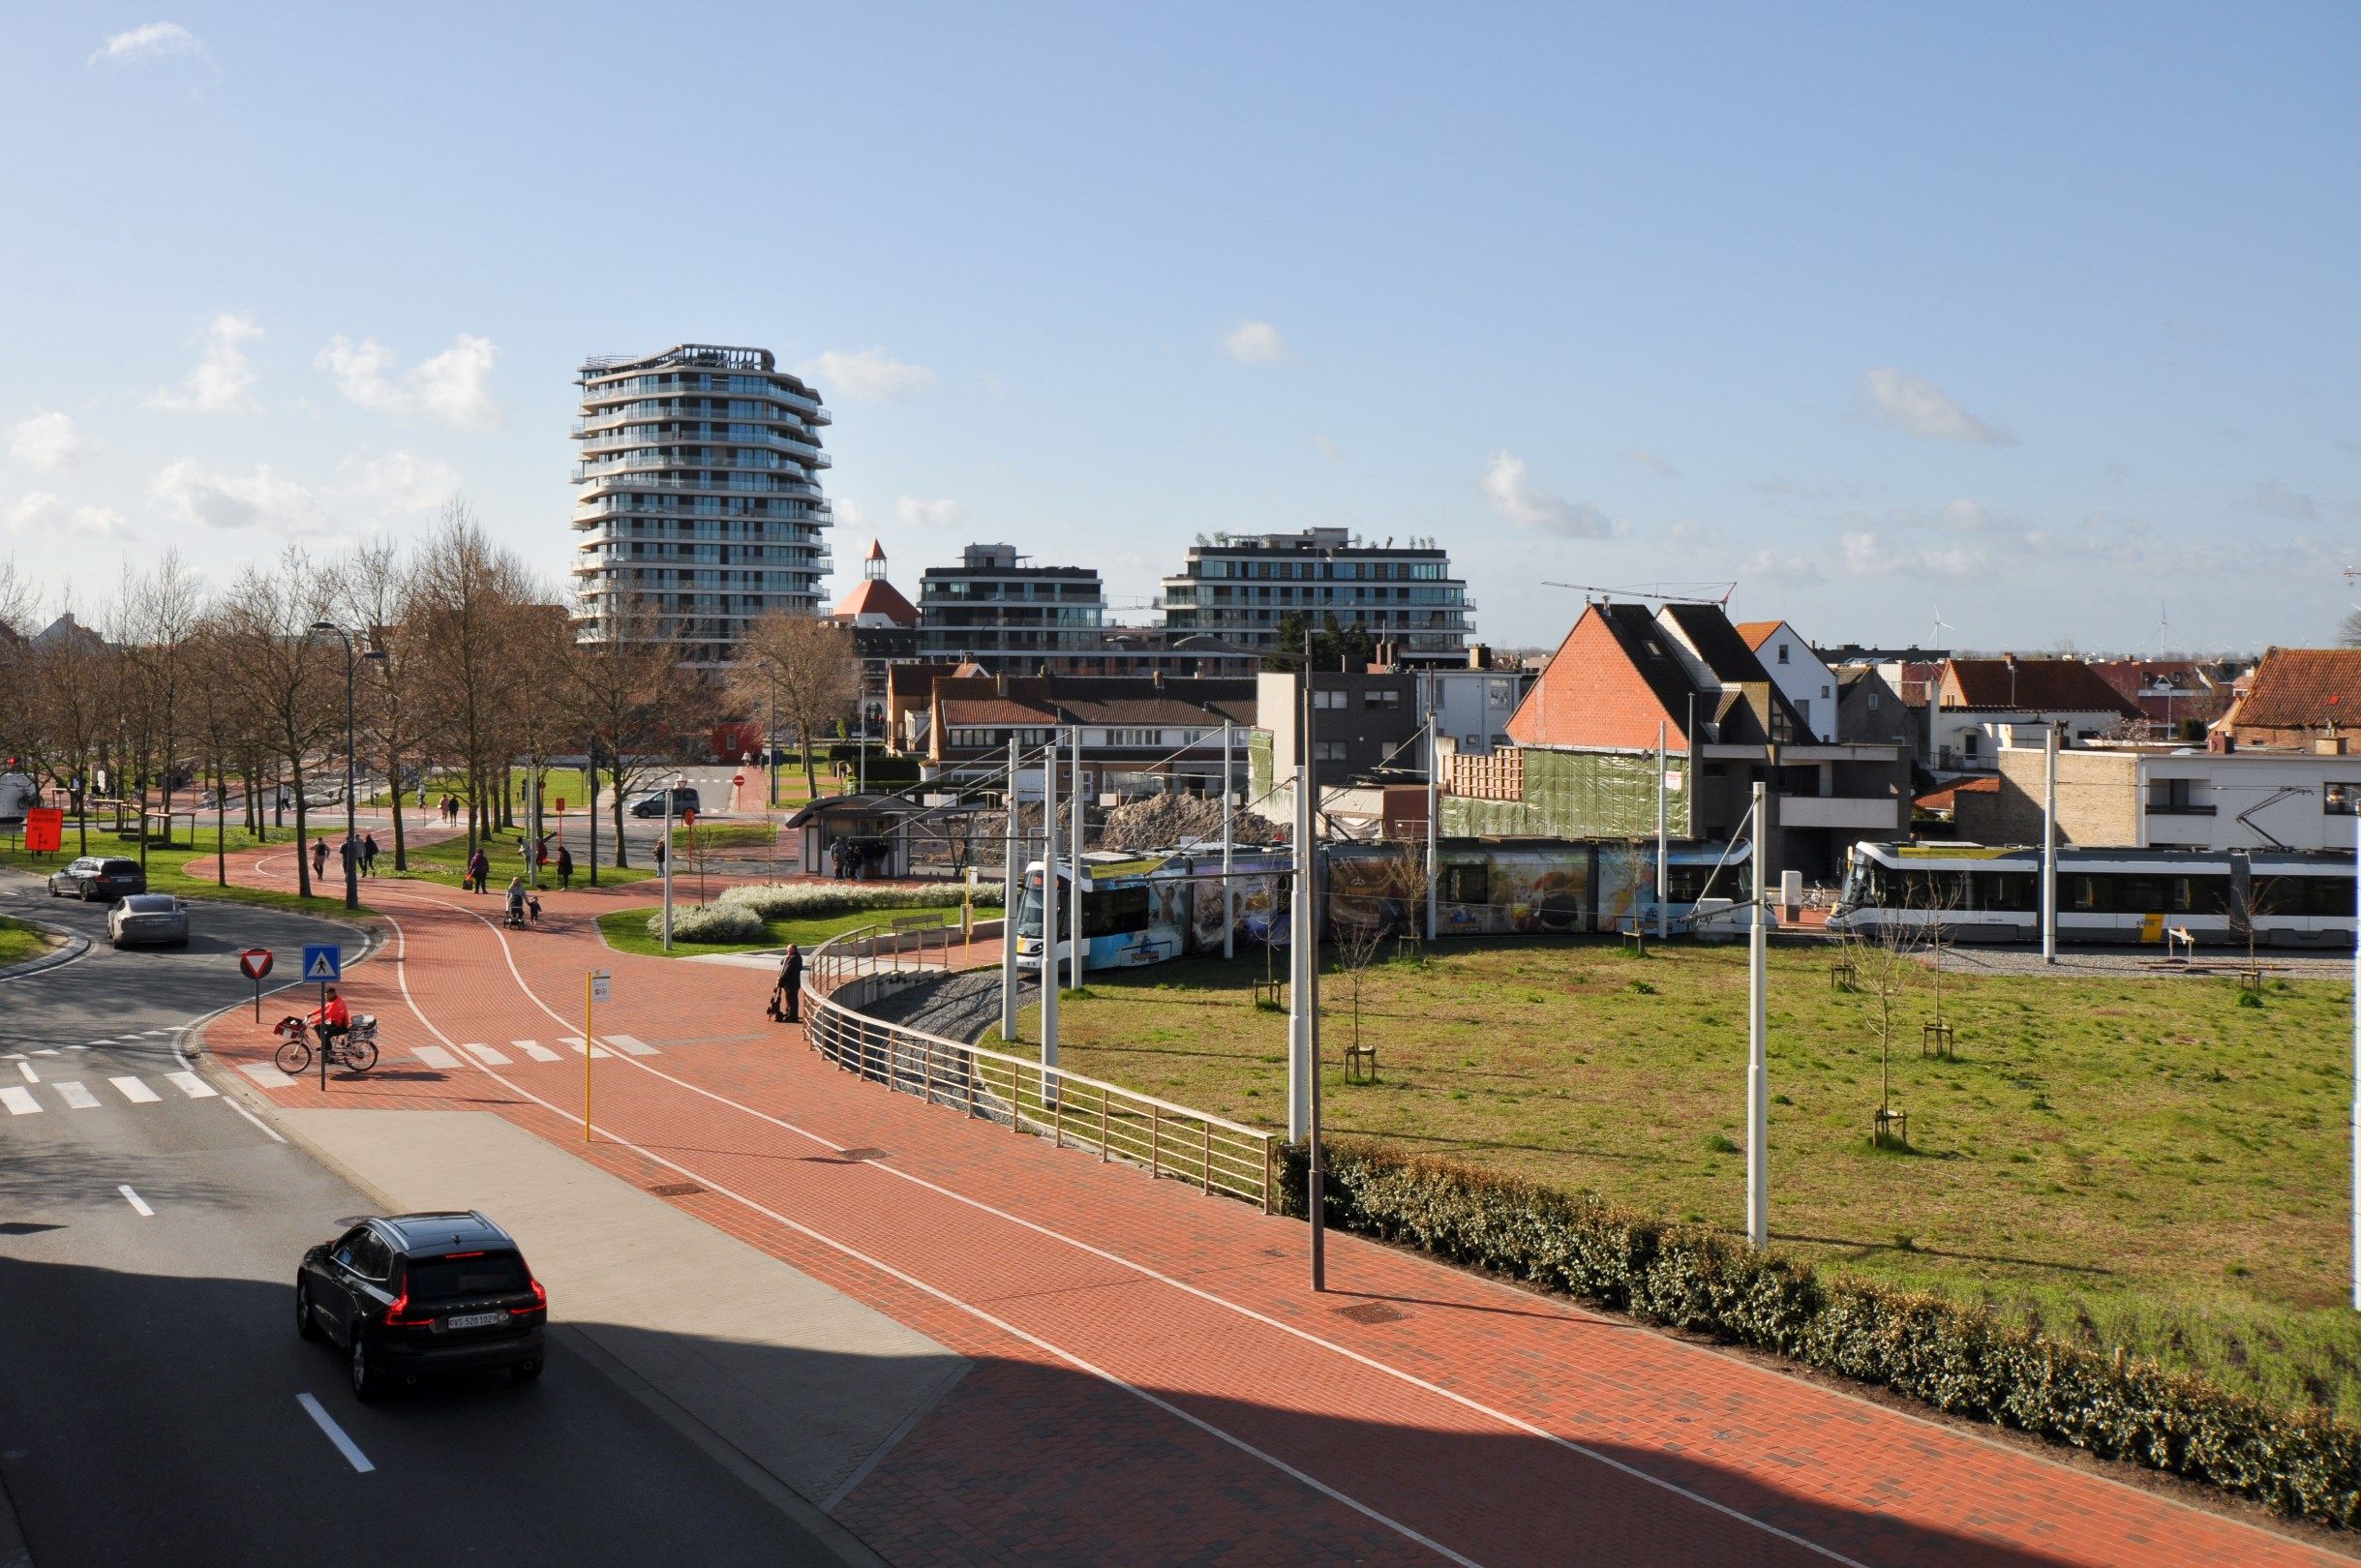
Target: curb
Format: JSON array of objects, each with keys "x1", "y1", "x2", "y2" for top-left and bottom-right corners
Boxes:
[{"x1": 0, "y1": 924, "x2": 90, "y2": 983}]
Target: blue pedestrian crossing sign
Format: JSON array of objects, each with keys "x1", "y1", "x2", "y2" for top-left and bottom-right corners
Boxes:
[{"x1": 302, "y1": 945, "x2": 343, "y2": 983}]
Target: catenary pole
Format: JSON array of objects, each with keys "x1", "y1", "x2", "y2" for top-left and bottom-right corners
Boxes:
[
  {"x1": 2043, "y1": 725, "x2": 2059, "y2": 964},
  {"x1": 1070, "y1": 722, "x2": 1085, "y2": 986},
  {"x1": 1001, "y1": 736, "x2": 1019, "y2": 1042},
  {"x1": 1288, "y1": 665, "x2": 1313, "y2": 1142},
  {"x1": 1306, "y1": 634, "x2": 1325, "y2": 1291},
  {"x1": 1746, "y1": 780, "x2": 1769, "y2": 1250},
  {"x1": 1221, "y1": 721, "x2": 1235, "y2": 961},
  {"x1": 1425, "y1": 708, "x2": 1439, "y2": 941},
  {"x1": 1042, "y1": 729, "x2": 1060, "y2": 1101},
  {"x1": 1655, "y1": 719, "x2": 1669, "y2": 942},
  {"x1": 2351, "y1": 808, "x2": 2359, "y2": 1311},
  {"x1": 660, "y1": 781, "x2": 675, "y2": 952}
]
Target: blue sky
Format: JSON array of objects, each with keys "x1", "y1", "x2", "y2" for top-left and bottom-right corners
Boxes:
[{"x1": 2, "y1": 3, "x2": 2354, "y2": 652}]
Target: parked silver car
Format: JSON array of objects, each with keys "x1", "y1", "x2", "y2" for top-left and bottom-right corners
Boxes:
[{"x1": 107, "y1": 893, "x2": 190, "y2": 950}]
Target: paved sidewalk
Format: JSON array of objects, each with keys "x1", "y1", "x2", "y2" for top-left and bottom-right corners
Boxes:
[{"x1": 193, "y1": 847, "x2": 2347, "y2": 1567}]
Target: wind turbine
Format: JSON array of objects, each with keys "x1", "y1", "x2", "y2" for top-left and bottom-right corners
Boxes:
[
  {"x1": 1931, "y1": 605, "x2": 1954, "y2": 652},
  {"x1": 2155, "y1": 601, "x2": 2169, "y2": 657}
]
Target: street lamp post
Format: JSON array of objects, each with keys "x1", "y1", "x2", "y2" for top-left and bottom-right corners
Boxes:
[
  {"x1": 307, "y1": 622, "x2": 381, "y2": 913},
  {"x1": 661, "y1": 769, "x2": 682, "y2": 951}
]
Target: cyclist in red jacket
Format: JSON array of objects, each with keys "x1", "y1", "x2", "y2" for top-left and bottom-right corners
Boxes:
[{"x1": 309, "y1": 988, "x2": 352, "y2": 1049}]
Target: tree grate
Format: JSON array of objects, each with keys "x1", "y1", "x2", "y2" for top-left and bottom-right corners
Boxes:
[
  {"x1": 646, "y1": 1182, "x2": 705, "y2": 1197},
  {"x1": 1333, "y1": 1301, "x2": 1409, "y2": 1325},
  {"x1": 835, "y1": 1148, "x2": 891, "y2": 1161}
]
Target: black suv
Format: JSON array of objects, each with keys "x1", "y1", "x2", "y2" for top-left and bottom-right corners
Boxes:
[
  {"x1": 296, "y1": 1211, "x2": 547, "y2": 1400},
  {"x1": 46, "y1": 857, "x2": 146, "y2": 902}
]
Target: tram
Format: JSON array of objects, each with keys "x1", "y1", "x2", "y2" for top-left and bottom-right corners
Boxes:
[{"x1": 1828, "y1": 841, "x2": 2358, "y2": 949}]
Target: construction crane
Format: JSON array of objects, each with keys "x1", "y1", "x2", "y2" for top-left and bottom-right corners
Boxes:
[{"x1": 1543, "y1": 580, "x2": 1737, "y2": 606}]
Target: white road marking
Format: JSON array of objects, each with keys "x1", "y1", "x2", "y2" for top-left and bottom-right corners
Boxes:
[
  {"x1": 295, "y1": 1393, "x2": 375, "y2": 1474},
  {"x1": 459, "y1": 1042, "x2": 511, "y2": 1066},
  {"x1": 32, "y1": 1048, "x2": 60, "y2": 1057},
  {"x1": 110, "y1": 1076, "x2": 161, "y2": 1103},
  {"x1": 54, "y1": 1081, "x2": 100, "y2": 1109},
  {"x1": 411, "y1": 1044, "x2": 462, "y2": 1070},
  {"x1": 603, "y1": 1033, "x2": 657, "y2": 1056},
  {"x1": 223, "y1": 1097, "x2": 287, "y2": 1143},
  {"x1": 63, "y1": 1044, "x2": 89, "y2": 1051},
  {"x1": 514, "y1": 1040, "x2": 560, "y2": 1062},
  {"x1": 16, "y1": 1062, "x2": 37, "y2": 1083},
  {"x1": 165, "y1": 1071, "x2": 218, "y2": 1100},
  {"x1": 118, "y1": 1185, "x2": 153, "y2": 1217},
  {"x1": 0, "y1": 1086, "x2": 41, "y2": 1115},
  {"x1": 239, "y1": 1062, "x2": 295, "y2": 1089},
  {"x1": 561, "y1": 1037, "x2": 613, "y2": 1059},
  {"x1": 3, "y1": 1052, "x2": 22, "y2": 1060}
]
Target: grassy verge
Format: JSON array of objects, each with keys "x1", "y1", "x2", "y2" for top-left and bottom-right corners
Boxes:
[
  {"x1": 0, "y1": 915, "x2": 56, "y2": 965},
  {"x1": 672, "y1": 823, "x2": 779, "y2": 851},
  {"x1": 596, "y1": 905, "x2": 1002, "y2": 958},
  {"x1": 3, "y1": 821, "x2": 385, "y2": 918},
  {"x1": 1011, "y1": 937, "x2": 2361, "y2": 1423}
]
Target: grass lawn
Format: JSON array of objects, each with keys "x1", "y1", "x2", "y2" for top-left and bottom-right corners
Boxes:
[
  {"x1": 596, "y1": 904, "x2": 1003, "y2": 958},
  {"x1": 1011, "y1": 937, "x2": 2361, "y2": 1422},
  {"x1": 671, "y1": 823, "x2": 779, "y2": 852},
  {"x1": 0, "y1": 915, "x2": 56, "y2": 965},
  {"x1": 1, "y1": 820, "x2": 385, "y2": 918}
]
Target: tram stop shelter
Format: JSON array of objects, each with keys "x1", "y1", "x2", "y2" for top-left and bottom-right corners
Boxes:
[{"x1": 785, "y1": 793, "x2": 930, "y2": 879}]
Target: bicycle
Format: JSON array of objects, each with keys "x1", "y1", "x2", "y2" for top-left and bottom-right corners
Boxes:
[{"x1": 272, "y1": 1012, "x2": 380, "y2": 1075}]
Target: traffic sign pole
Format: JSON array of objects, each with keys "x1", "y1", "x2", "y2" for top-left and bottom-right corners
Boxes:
[{"x1": 583, "y1": 969, "x2": 594, "y2": 1142}]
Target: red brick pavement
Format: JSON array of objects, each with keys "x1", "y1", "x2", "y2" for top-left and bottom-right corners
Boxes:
[{"x1": 196, "y1": 847, "x2": 2344, "y2": 1567}]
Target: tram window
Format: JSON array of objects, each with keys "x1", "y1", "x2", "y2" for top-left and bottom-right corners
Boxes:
[
  {"x1": 1440, "y1": 863, "x2": 1490, "y2": 906},
  {"x1": 1973, "y1": 872, "x2": 2036, "y2": 912},
  {"x1": 2297, "y1": 876, "x2": 2356, "y2": 918},
  {"x1": 2061, "y1": 875, "x2": 2099, "y2": 912},
  {"x1": 2109, "y1": 875, "x2": 2164, "y2": 912},
  {"x1": 1082, "y1": 885, "x2": 1153, "y2": 938}
]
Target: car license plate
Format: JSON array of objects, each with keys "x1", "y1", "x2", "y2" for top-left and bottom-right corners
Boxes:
[{"x1": 443, "y1": 1312, "x2": 506, "y2": 1330}]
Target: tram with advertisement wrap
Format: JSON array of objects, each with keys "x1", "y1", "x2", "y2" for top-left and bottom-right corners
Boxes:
[
  {"x1": 1014, "y1": 836, "x2": 1757, "y2": 971},
  {"x1": 1828, "y1": 840, "x2": 2359, "y2": 948}
]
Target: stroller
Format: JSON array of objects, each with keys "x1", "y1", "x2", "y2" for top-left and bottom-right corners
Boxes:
[{"x1": 503, "y1": 890, "x2": 541, "y2": 930}]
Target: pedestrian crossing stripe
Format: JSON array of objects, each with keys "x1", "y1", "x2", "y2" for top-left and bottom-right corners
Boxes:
[
  {"x1": 604, "y1": 1034, "x2": 657, "y2": 1056},
  {"x1": 239, "y1": 1063, "x2": 295, "y2": 1089},
  {"x1": 0, "y1": 1086, "x2": 38, "y2": 1115},
  {"x1": 111, "y1": 1076, "x2": 161, "y2": 1103},
  {"x1": 460, "y1": 1043, "x2": 510, "y2": 1066},
  {"x1": 54, "y1": 1081, "x2": 99, "y2": 1109},
  {"x1": 165, "y1": 1071, "x2": 217, "y2": 1100},
  {"x1": 3, "y1": 1074, "x2": 254, "y2": 1109},
  {"x1": 562, "y1": 1037, "x2": 614, "y2": 1058},
  {"x1": 514, "y1": 1040, "x2": 560, "y2": 1062},
  {"x1": 411, "y1": 1045, "x2": 461, "y2": 1070}
]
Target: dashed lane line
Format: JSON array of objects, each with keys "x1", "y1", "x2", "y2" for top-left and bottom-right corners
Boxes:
[
  {"x1": 118, "y1": 1185, "x2": 153, "y2": 1218},
  {"x1": 16, "y1": 1061, "x2": 37, "y2": 1083},
  {"x1": 295, "y1": 1393, "x2": 375, "y2": 1474}
]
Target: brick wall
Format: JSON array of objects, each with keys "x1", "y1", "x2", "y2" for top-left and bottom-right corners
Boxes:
[
  {"x1": 1506, "y1": 609, "x2": 1684, "y2": 752},
  {"x1": 1983, "y1": 747, "x2": 2139, "y2": 845}
]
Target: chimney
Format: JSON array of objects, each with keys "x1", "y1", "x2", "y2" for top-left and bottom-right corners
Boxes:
[
  {"x1": 1152, "y1": 669, "x2": 1165, "y2": 691},
  {"x1": 1468, "y1": 642, "x2": 1490, "y2": 670},
  {"x1": 995, "y1": 673, "x2": 1009, "y2": 698}
]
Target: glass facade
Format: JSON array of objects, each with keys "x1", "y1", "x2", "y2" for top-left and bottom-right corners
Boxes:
[{"x1": 570, "y1": 344, "x2": 832, "y2": 670}]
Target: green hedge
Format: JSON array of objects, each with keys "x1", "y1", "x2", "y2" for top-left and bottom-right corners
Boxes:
[
  {"x1": 822, "y1": 745, "x2": 921, "y2": 785},
  {"x1": 1278, "y1": 1138, "x2": 2361, "y2": 1525}
]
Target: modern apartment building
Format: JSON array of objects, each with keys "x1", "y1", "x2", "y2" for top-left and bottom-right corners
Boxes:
[
  {"x1": 569, "y1": 344, "x2": 833, "y2": 669},
  {"x1": 1157, "y1": 528, "x2": 1472, "y2": 662},
  {"x1": 914, "y1": 544, "x2": 1105, "y2": 673}
]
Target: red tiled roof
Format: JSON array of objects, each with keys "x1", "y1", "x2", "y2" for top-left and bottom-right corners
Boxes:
[
  {"x1": 831, "y1": 576, "x2": 919, "y2": 626},
  {"x1": 1732, "y1": 619, "x2": 1782, "y2": 651},
  {"x1": 1940, "y1": 658, "x2": 2140, "y2": 716},
  {"x1": 2225, "y1": 648, "x2": 2361, "y2": 732},
  {"x1": 1915, "y1": 776, "x2": 1999, "y2": 813}
]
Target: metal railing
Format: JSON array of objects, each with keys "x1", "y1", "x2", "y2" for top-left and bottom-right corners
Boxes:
[{"x1": 802, "y1": 925, "x2": 1280, "y2": 1212}]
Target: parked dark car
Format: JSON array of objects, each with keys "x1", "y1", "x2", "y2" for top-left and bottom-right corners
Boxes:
[
  {"x1": 296, "y1": 1211, "x2": 547, "y2": 1400},
  {"x1": 46, "y1": 857, "x2": 147, "y2": 903},
  {"x1": 107, "y1": 893, "x2": 190, "y2": 950},
  {"x1": 628, "y1": 787, "x2": 701, "y2": 819}
]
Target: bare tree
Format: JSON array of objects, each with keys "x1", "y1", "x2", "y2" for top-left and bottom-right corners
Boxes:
[
  {"x1": 216, "y1": 551, "x2": 340, "y2": 898},
  {"x1": 2341, "y1": 608, "x2": 2361, "y2": 648},
  {"x1": 114, "y1": 552, "x2": 203, "y2": 867},
  {"x1": 184, "y1": 614, "x2": 247, "y2": 887},
  {"x1": 32, "y1": 596, "x2": 118, "y2": 857},
  {"x1": 561, "y1": 593, "x2": 705, "y2": 872},
  {"x1": 411, "y1": 503, "x2": 536, "y2": 857},
  {"x1": 726, "y1": 612, "x2": 858, "y2": 799},
  {"x1": 343, "y1": 541, "x2": 431, "y2": 871},
  {"x1": 1836, "y1": 888, "x2": 1923, "y2": 1148}
]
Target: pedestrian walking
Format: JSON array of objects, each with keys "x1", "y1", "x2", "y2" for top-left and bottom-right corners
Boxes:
[
  {"x1": 310, "y1": 837, "x2": 328, "y2": 881},
  {"x1": 653, "y1": 841, "x2": 667, "y2": 872},
  {"x1": 770, "y1": 944, "x2": 803, "y2": 1024},
  {"x1": 557, "y1": 844, "x2": 574, "y2": 890},
  {"x1": 468, "y1": 846, "x2": 490, "y2": 893},
  {"x1": 340, "y1": 838, "x2": 358, "y2": 881},
  {"x1": 362, "y1": 832, "x2": 379, "y2": 876}
]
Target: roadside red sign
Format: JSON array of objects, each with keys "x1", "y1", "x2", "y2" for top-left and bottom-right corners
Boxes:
[
  {"x1": 238, "y1": 949, "x2": 274, "y2": 981},
  {"x1": 23, "y1": 806, "x2": 62, "y2": 854},
  {"x1": 555, "y1": 797, "x2": 566, "y2": 813},
  {"x1": 732, "y1": 772, "x2": 744, "y2": 786},
  {"x1": 683, "y1": 809, "x2": 698, "y2": 828}
]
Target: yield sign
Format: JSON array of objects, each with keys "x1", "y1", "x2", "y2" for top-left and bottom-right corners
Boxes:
[{"x1": 238, "y1": 948, "x2": 274, "y2": 981}]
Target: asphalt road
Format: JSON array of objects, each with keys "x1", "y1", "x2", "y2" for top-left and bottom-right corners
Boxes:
[{"x1": 0, "y1": 873, "x2": 836, "y2": 1566}]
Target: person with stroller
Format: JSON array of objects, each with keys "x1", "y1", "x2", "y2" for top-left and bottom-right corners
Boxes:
[
  {"x1": 504, "y1": 876, "x2": 530, "y2": 929},
  {"x1": 768, "y1": 944, "x2": 802, "y2": 1024}
]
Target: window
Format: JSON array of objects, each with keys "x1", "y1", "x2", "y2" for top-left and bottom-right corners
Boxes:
[
  {"x1": 406, "y1": 1251, "x2": 530, "y2": 1302},
  {"x1": 1867, "y1": 692, "x2": 1881, "y2": 710},
  {"x1": 2147, "y1": 778, "x2": 2212, "y2": 815},
  {"x1": 1082, "y1": 885, "x2": 1153, "y2": 938},
  {"x1": 2327, "y1": 782, "x2": 2358, "y2": 816},
  {"x1": 1776, "y1": 644, "x2": 1789, "y2": 664},
  {"x1": 1364, "y1": 689, "x2": 1401, "y2": 709},
  {"x1": 1439, "y1": 862, "x2": 1490, "y2": 905},
  {"x1": 1312, "y1": 689, "x2": 1347, "y2": 709},
  {"x1": 1312, "y1": 740, "x2": 1348, "y2": 763},
  {"x1": 1821, "y1": 685, "x2": 1831, "y2": 700}
]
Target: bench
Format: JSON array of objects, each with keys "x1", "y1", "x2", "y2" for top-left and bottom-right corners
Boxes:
[{"x1": 2164, "y1": 926, "x2": 2195, "y2": 962}]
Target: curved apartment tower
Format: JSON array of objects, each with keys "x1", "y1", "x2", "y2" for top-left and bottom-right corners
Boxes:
[{"x1": 570, "y1": 344, "x2": 833, "y2": 669}]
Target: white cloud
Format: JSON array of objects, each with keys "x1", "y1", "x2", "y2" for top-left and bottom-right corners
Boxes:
[
  {"x1": 340, "y1": 449, "x2": 460, "y2": 513},
  {"x1": 1224, "y1": 320, "x2": 1286, "y2": 364},
  {"x1": 1859, "y1": 368, "x2": 2013, "y2": 445},
  {"x1": 7, "y1": 411, "x2": 91, "y2": 472},
  {"x1": 316, "y1": 334, "x2": 502, "y2": 429},
  {"x1": 89, "y1": 21, "x2": 205, "y2": 66},
  {"x1": 1621, "y1": 447, "x2": 1677, "y2": 478},
  {"x1": 802, "y1": 349, "x2": 937, "y2": 403},
  {"x1": 1481, "y1": 451, "x2": 1612, "y2": 538},
  {"x1": 4, "y1": 493, "x2": 131, "y2": 539},
  {"x1": 833, "y1": 498, "x2": 866, "y2": 529},
  {"x1": 149, "y1": 460, "x2": 322, "y2": 533},
  {"x1": 1310, "y1": 436, "x2": 1341, "y2": 464},
  {"x1": 148, "y1": 314, "x2": 261, "y2": 414},
  {"x1": 893, "y1": 498, "x2": 966, "y2": 528},
  {"x1": 2255, "y1": 479, "x2": 2317, "y2": 522}
]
